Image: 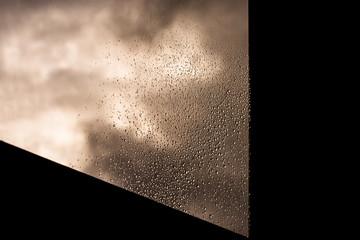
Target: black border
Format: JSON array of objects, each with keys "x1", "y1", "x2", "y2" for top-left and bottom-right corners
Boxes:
[
  {"x1": 0, "y1": 0, "x2": 273, "y2": 238},
  {"x1": 1, "y1": 140, "x2": 248, "y2": 239},
  {"x1": 249, "y1": 0, "x2": 278, "y2": 238}
]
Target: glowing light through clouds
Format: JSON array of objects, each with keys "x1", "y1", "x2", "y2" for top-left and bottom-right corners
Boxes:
[{"x1": 0, "y1": 0, "x2": 248, "y2": 236}]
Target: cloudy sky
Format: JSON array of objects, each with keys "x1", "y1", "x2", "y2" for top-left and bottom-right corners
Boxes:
[{"x1": 0, "y1": 0, "x2": 248, "y2": 236}]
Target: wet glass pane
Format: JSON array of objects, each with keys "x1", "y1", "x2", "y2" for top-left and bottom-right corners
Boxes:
[{"x1": 0, "y1": 0, "x2": 248, "y2": 236}]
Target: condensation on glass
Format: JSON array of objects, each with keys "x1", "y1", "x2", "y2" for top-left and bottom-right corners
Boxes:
[{"x1": 0, "y1": 0, "x2": 249, "y2": 236}]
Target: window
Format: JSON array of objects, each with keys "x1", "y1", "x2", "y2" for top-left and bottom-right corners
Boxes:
[{"x1": 0, "y1": 0, "x2": 248, "y2": 236}]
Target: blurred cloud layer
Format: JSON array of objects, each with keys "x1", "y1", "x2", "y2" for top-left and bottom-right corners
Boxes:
[{"x1": 0, "y1": 0, "x2": 248, "y2": 236}]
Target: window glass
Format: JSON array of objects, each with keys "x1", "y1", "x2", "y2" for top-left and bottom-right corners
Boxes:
[{"x1": 0, "y1": 0, "x2": 248, "y2": 236}]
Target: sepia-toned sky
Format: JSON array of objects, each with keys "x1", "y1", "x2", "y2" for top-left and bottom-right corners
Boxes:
[{"x1": 0, "y1": 0, "x2": 248, "y2": 236}]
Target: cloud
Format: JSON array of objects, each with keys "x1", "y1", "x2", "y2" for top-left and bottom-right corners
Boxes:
[
  {"x1": 0, "y1": 108, "x2": 87, "y2": 167},
  {"x1": 0, "y1": 0, "x2": 249, "y2": 236}
]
